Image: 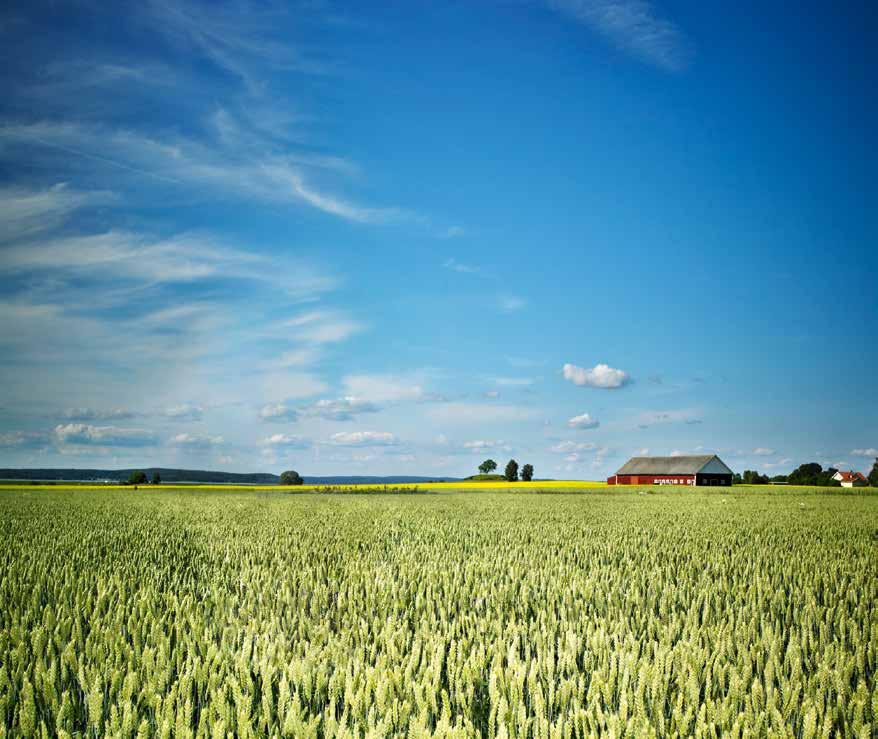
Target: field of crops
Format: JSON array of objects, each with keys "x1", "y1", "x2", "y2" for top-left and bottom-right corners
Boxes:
[{"x1": 1, "y1": 487, "x2": 876, "y2": 737}]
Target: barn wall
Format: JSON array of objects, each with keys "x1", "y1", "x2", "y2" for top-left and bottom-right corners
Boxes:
[
  {"x1": 614, "y1": 474, "x2": 696, "y2": 486},
  {"x1": 695, "y1": 474, "x2": 732, "y2": 486}
]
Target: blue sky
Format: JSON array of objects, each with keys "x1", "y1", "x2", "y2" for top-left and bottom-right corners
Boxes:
[{"x1": 0, "y1": 0, "x2": 875, "y2": 478}]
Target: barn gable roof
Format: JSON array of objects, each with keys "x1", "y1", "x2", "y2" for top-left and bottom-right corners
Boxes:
[{"x1": 616, "y1": 455, "x2": 732, "y2": 475}]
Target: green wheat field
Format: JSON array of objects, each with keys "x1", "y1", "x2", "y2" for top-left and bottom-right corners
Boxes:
[{"x1": 1, "y1": 486, "x2": 876, "y2": 737}]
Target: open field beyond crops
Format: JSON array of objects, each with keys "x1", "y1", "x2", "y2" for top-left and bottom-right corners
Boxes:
[{"x1": 1, "y1": 486, "x2": 877, "y2": 737}]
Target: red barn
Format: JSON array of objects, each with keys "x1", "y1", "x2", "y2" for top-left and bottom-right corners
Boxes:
[{"x1": 607, "y1": 455, "x2": 734, "y2": 486}]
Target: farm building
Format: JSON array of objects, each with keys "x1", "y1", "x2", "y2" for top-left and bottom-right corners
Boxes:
[
  {"x1": 831, "y1": 470, "x2": 868, "y2": 487},
  {"x1": 607, "y1": 455, "x2": 734, "y2": 486}
]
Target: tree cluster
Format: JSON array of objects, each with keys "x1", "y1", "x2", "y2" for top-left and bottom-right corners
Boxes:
[
  {"x1": 870, "y1": 458, "x2": 878, "y2": 487},
  {"x1": 479, "y1": 459, "x2": 533, "y2": 482},
  {"x1": 126, "y1": 471, "x2": 147, "y2": 485},
  {"x1": 126, "y1": 470, "x2": 161, "y2": 485},
  {"x1": 787, "y1": 463, "x2": 841, "y2": 487},
  {"x1": 741, "y1": 470, "x2": 770, "y2": 485},
  {"x1": 280, "y1": 470, "x2": 304, "y2": 485}
]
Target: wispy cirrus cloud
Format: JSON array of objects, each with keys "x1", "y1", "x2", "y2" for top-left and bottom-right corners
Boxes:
[
  {"x1": 0, "y1": 121, "x2": 403, "y2": 224},
  {"x1": 0, "y1": 184, "x2": 115, "y2": 243},
  {"x1": 0, "y1": 431, "x2": 51, "y2": 449},
  {"x1": 62, "y1": 407, "x2": 137, "y2": 421},
  {"x1": 328, "y1": 431, "x2": 398, "y2": 447},
  {"x1": 550, "y1": 440, "x2": 597, "y2": 454},
  {"x1": 284, "y1": 310, "x2": 364, "y2": 345},
  {"x1": 546, "y1": 0, "x2": 692, "y2": 72},
  {"x1": 439, "y1": 226, "x2": 466, "y2": 239},
  {"x1": 498, "y1": 295, "x2": 526, "y2": 313},
  {"x1": 0, "y1": 219, "x2": 338, "y2": 299},
  {"x1": 633, "y1": 408, "x2": 701, "y2": 428},
  {"x1": 54, "y1": 423, "x2": 157, "y2": 447},
  {"x1": 142, "y1": 0, "x2": 333, "y2": 89},
  {"x1": 443, "y1": 257, "x2": 478, "y2": 273},
  {"x1": 168, "y1": 432, "x2": 224, "y2": 449},
  {"x1": 462, "y1": 439, "x2": 511, "y2": 453},
  {"x1": 426, "y1": 402, "x2": 537, "y2": 425},
  {"x1": 341, "y1": 374, "x2": 428, "y2": 404},
  {"x1": 763, "y1": 457, "x2": 792, "y2": 469},
  {"x1": 493, "y1": 377, "x2": 535, "y2": 387}
]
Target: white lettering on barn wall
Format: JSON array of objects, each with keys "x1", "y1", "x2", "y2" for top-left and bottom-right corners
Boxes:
[{"x1": 653, "y1": 478, "x2": 696, "y2": 486}]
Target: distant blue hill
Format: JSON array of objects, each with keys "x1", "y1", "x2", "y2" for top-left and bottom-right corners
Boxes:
[{"x1": 0, "y1": 468, "x2": 462, "y2": 485}]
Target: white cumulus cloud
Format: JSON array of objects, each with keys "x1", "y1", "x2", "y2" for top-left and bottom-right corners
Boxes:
[
  {"x1": 165, "y1": 404, "x2": 204, "y2": 421},
  {"x1": 300, "y1": 397, "x2": 378, "y2": 421},
  {"x1": 259, "y1": 404, "x2": 298, "y2": 422},
  {"x1": 567, "y1": 412, "x2": 600, "y2": 429},
  {"x1": 851, "y1": 448, "x2": 878, "y2": 457},
  {"x1": 262, "y1": 433, "x2": 309, "y2": 448},
  {"x1": 563, "y1": 362, "x2": 631, "y2": 389}
]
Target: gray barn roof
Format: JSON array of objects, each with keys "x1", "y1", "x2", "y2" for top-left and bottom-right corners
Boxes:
[{"x1": 616, "y1": 455, "x2": 732, "y2": 475}]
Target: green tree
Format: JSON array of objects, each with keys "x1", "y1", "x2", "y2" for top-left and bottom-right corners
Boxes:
[
  {"x1": 788, "y1": 462, "x2": 823, "y2": 486},
  {"x1": 280, "y1": 470, "x2": 303, "y2": 485},
  {"x1": 504, "y1": 459, "x2": 519, "y2": 482},
  {"x1": 151, "y1": 471, "x2": 161, "y2": 485},
  {"x1": 869, "y1": 458, "x2": 878, "y2": 487},
  {"x1": 478, "y1": 459, "x2": 498, "y2": 476},
  {"x1": 127, "y1": 470, "x2": 147, "y2": 485},
  {"x1": 822, "y1": 468, "x2": 841, "y2": 486},
  {"x1": 520, "y1": 463, "x2": 534, "y2": 482}
]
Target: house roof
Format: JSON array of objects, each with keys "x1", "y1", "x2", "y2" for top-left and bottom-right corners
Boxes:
[
  {"x1": 835, "y1": 470, "x2": 867, "y2": 482},
  {"x1": 616, "y1": 455, "x2": 732, "y2": 475}
]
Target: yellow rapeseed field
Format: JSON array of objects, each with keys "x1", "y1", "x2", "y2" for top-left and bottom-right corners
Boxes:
[
  {"x1": 1, "y1": 486, "x2": 876, "y2": 737},
  {"x1": 0, "y1": 480, "x2": 608, "y2": 493}
]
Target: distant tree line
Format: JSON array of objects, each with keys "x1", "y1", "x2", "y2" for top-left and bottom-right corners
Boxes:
[{"x1": 732, "y1": 460, "x2": 878, "y2": 487}]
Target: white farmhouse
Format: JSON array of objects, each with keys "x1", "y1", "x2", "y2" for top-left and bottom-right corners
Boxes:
[{"x1": 831, "y1": 470, "x2": 868, "y2": 488}]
